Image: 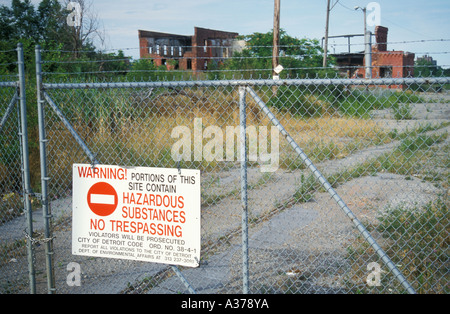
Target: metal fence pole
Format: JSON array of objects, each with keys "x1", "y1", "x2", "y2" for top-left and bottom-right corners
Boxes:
[
  {"x1": 246, "y1": 86, "x2": 416, "y2": 294},
  {"x1": 17, "y1": 43, "x2": 36, "y2": 294},
  {"x1": 35, "y1": 45, "x2": 56, "y2": 293},
  {"x1": 365, "y1": 31, "x2": 372, "y2": 79},
  {"x1": 239, "y1": 86, "x2": 249, "y2": 294}
]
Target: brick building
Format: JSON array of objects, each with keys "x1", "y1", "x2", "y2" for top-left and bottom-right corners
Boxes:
[
  {"x1": 369, "y1": 26, "x2": 415, "y2": 81},
  {"x1": 333, "y1": 26, "x2": 415, "y2": 88},
  {"x1": 138, "y1": 27, "x2": 240, "y2": 72}
]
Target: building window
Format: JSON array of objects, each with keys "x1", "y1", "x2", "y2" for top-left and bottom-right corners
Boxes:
[{"x1": 380, "y1": 66, "x2": 393, "y2": 78}]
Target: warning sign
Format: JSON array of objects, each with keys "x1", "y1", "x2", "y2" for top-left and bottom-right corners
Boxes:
[{"x1": 72, "y1": 164, "x2": 201, "y2": 267}]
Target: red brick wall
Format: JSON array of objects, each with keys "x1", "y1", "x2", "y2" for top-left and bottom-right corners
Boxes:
[
  {"x1": 374, "y1": 26, "x2": 388, "y2": 52},
  {"x1": 360, "y1": 26, "x2": 415, "y2": 88},
  {"x1": 139, "y1": 37, "x2": 149, "y2": 59},
  {"x1": 190, "y1": 27, "x2": 238, "y2": 72},
  {"x1": 138, "y1": 27, "x2": 238, "y2": 72}
]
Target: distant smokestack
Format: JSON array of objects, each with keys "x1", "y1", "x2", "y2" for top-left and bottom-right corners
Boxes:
[{"x1": 375, "y1": 26, "x2": 388, "y2": 51}]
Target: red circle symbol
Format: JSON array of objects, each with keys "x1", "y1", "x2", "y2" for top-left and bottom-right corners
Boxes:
[{"x1": 87, "y1": 182, "x2": 118, "y2": 216}]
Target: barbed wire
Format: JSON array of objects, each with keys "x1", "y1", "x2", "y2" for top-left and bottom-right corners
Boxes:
[
  {"x1": 38, "y1": 53, "x2": 450, "y2": 67},
  {"x1": 40, "y1": 38, "x2": 450, "y2": 54},
  {"x1": 0, "y1": 48, "x2": 19, "y2": 54},
  {"x1": 38, "y1": 49, "x2": 450, "y2": 62},
  {"x1": 0, "y1": 61, "x2": 18, "y2": 67},
  {"x1": 34, "y1": 36, "x2": 450, "y2": 79},
  {"x1": 40, "y1": 64, "x2": 449, "y2": 79}
]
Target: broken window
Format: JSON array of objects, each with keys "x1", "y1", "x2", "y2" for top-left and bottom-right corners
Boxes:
[{"x1": 380, "y1": 66, "x2": 393, "y2": 78}]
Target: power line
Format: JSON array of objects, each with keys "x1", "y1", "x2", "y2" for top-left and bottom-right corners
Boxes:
[
  {"x1": 330, "y1": 0, "x2": 340, "y2": 11},
  {"x1": 381, "y1": 16, "x2": 434, "y2": 40},
  {"x1": 336, "y1": 0, "x2": 354, "y2": 12}
]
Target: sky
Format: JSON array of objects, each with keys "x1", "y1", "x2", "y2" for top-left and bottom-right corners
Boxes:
[{"x1": 6, "y1": 0, "x2": 450, "y2": 67}]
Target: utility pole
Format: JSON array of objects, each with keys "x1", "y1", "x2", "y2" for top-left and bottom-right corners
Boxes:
[
  {"x1": 272, "y1": 0, "x2": 280, "y2": 79},
  {"x1": 272, "y1": 0, "x2": 280, "y2": 95},
  {"x1": 323, "y1": 0, "x2": 331, "y2": 68}
]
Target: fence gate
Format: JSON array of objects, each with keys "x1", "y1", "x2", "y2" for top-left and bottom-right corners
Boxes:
[
  {"x1": 28, "y1": 45, "x2": 450, "y2": 294},
  {"x1": 35, "y1": 47, "x2": 249, "y2": 294},
  {"x1": 0, "y1": 44, "x2": 35, "y2": 294}
]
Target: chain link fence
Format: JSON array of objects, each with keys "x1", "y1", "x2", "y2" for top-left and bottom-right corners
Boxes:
[
  {"x1": 0, "y1": 44, "x2": 35, "y2": 294},
  {"x1": 0, "y1": 45, "x2": 449, "y2": 294}
]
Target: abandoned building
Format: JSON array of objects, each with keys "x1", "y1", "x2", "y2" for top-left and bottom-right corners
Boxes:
[
  {"x1": 138, "y1": 27, "x2": 242, "y2": 72},
  {"x1": 333, "y1": 26, "x2": 415, "y2": 87}
]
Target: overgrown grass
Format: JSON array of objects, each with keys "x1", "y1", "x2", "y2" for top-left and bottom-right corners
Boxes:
[
  {"x1": 0, "y1": 192, "x2": 23, "y2": 224},
  {"x1": 345, "y1": 198, "x2": 449, "y2": 294},
  {"x1": 393, "y1": 103, "x2": 413, "y2": 120},
  {"x1": 1, "y1": 82, "x2": 430, "y2": 198},
  {"x1": 266, "y1": 85, "x2": 425, "y2": 123},
  {"x1": 341, "y1": 128, "x2": 449, "y2": 293},
  {"x1": 377, "y1": 199, "x2": 449, "y2": 293},
  {"x1": 372, "y1": 132, "x2": 447, "y2": 177},
  {"x1": 332, "y1": 89, "x2": 425, "y2": 118},
  {"x1": 292, "y1": 174, "x2": 316, "y2": 203}
]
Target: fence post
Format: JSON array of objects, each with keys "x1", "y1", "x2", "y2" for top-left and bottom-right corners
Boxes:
[
  {"x1": 239, "y1": 86, "x2": 249, "y2": 294},
  {"x1": 35, "y1": 45, "x2": 56, "y2": 293},
  {"x1": 17, "y1": 43, "x2": 36, "y2": 294},
  {"x1": 365, "y1": 31, "x2": 372, "y2": 79}
]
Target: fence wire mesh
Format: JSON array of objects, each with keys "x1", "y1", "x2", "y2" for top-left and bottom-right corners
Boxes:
[
  {"x1": 0, "y1": 44, "x2": 449, "y2": 294},
  {"x1": 37, "y1": 73, "x2": 450, "y2": 294},
  {"x1": 0, "y1": 47, "x2": 34, "y2": 294}
]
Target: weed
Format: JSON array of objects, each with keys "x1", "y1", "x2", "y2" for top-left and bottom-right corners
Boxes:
[
  {"x1": 0, "y1": 192, "x2": 23, "y2": 224},
  {"x1": 342, "y1": 127, "x2": 449, "y2": 293},
  {"x1": 377, "y1": 199, "x2": 449, "y2": 293},
  {"x1": 293, "y1": 174, "x2": 316, "y2": 203},
  {"x1": 393, "y1": 103, "x2": 413, "y2": 120}
]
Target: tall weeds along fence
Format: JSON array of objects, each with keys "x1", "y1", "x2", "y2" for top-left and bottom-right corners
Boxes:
[{"x1": 0, "y1": 45, "x2": 449, "y2": 294}]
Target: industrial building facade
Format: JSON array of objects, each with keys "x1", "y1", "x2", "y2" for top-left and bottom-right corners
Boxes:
[
  {"x1": 333, "y1": 26, "x2": 415, "y2": 87},
  {"x1": 138, "y1": 27, "x2": 240, "y2": 72},
  {"x1": 370, "y1": 26, "x2": 415, "y2": 80}
]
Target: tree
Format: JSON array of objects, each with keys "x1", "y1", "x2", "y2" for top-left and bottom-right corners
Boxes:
[
  {"x1": 0, "y1": 4, "x2": 14, "y2": 39},
  {"x1": 0, "y1": 0, "x2": 133, "y2": 83},
  {"x1": 414, "y1": 57, "x2": 444, "y2": 77},
  {"x1": 220, "y1": 29, "x2": 334, "y2": 79},
  {"x1": 0, "y1": 0, "x2": 106, "y2": 57},
  {"x1": 0, "y1": 0, "x2": 39, "y2": 41},
  {"x1": 59, "y1": 0, "x2": 105, "y2": 57},
  {"x1": 37, "y1": 0, "x2": 66, "y2": 43}
]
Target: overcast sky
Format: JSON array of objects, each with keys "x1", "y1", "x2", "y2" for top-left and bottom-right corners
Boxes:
[{"x1": 4, "y1": 0, "x2": 450, "y2": 67}]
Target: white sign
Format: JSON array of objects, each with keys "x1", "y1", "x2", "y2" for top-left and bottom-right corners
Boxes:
[{"x1": 72, "y1": 164, "x2": 201, "y2": 267}]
